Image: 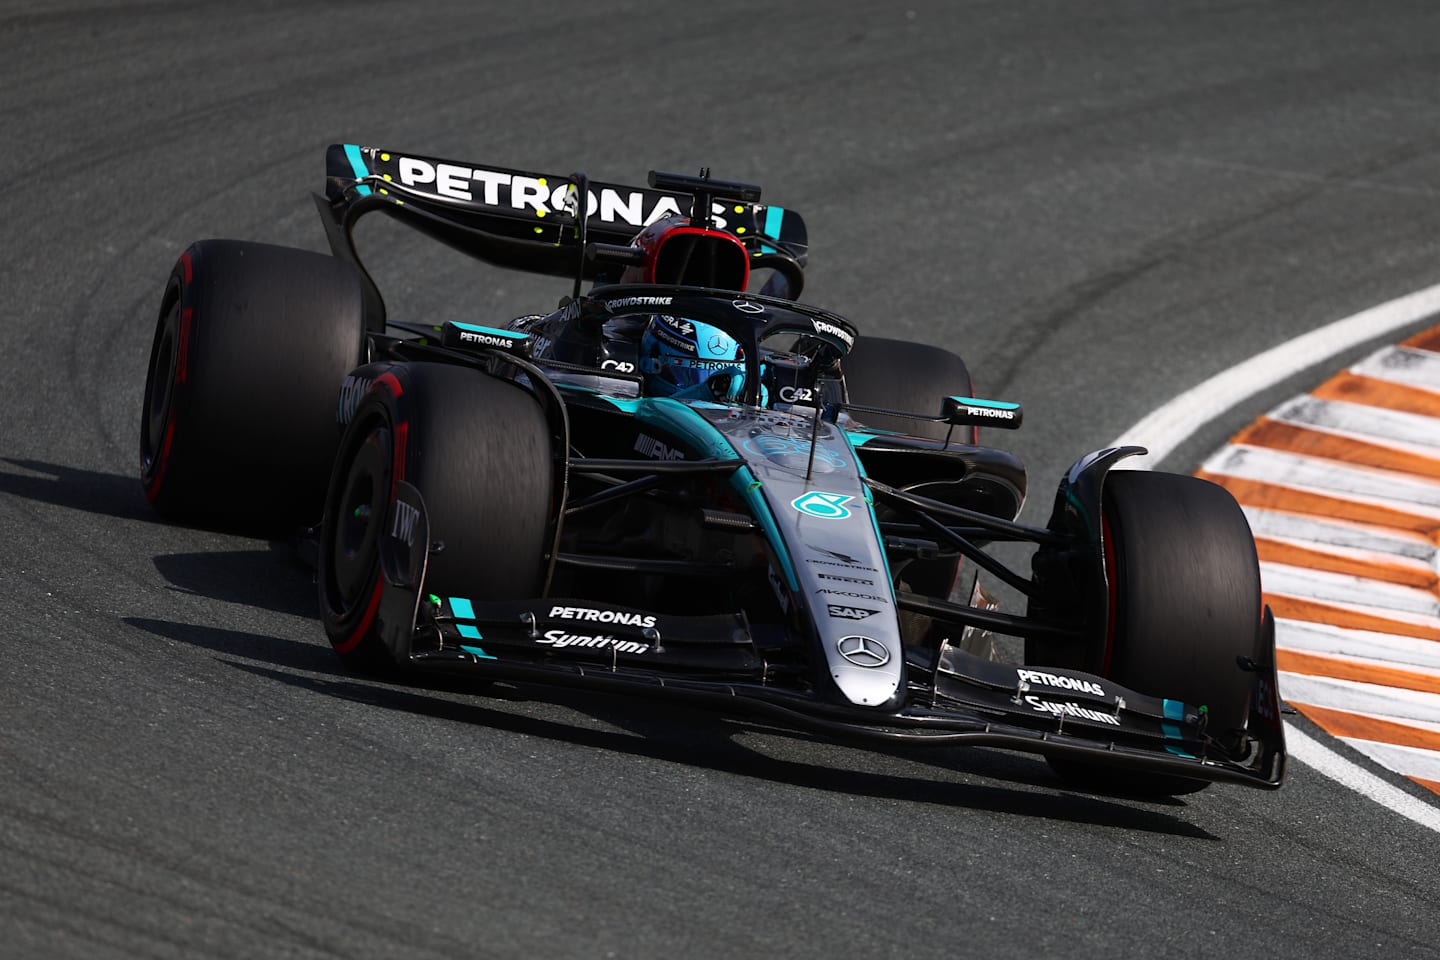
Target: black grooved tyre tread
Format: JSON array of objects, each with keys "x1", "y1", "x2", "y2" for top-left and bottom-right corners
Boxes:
[
  {"x1": 318, "y1": 363, "x2": 554, "y2": 671},
  {"x1": 1046, "y1": 470, "x2": 1262, "y2": 795},
  {"x1": 140, "y1": 239, "x2": 365, "y2": 530}
]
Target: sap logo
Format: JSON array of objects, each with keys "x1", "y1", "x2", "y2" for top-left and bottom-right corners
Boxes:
[
  {"x1": 390, "y1": 500, "x2": 420, "y2": 547},
  {"x1": 336, "y1": 374, "x2": 372, "y2": 425},
  {"x1": 827, "y1": 604, "x2": 878, "y2": 621},
  {"x1": 635, "y1": 434, "x2": 685, "y2": 461}
]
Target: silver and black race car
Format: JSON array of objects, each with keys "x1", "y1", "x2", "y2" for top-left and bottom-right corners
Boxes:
[{"x1": 139, "y1": 145, "x2": 1285, "y2": 794}]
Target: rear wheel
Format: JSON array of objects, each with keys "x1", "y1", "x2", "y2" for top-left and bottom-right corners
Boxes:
[
  {"x1": 1041, "y1": 471, "x2": 1262, "y2": 795},
  {"x1": 140, "y1": 240, "x2": 366, "y2": 531},
  {"x1": 318, "y1": 363, "x2": 555, "y2": 671}
]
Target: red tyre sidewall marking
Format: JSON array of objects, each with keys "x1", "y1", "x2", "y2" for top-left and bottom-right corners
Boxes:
[
  {"x1": 145, "y1": 252, "x2": 194, "y2": 502},
  {"x1": 335, "y1": 374, "x2": 408, "y2": 654}
]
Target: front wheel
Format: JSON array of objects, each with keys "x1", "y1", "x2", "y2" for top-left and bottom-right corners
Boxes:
[
  {"x1": 1037, "y1": 471, "x2": 1262, "y2": 795},
  {"x1": 318, "y1": 363, "x2": 555, "y2": 672}
]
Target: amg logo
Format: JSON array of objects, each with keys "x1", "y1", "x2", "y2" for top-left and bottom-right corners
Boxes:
[
  {"x1": 1024, "y1": 696, "x2": 1120, "y2": 726},
  {"x1": 539, "y1": 629, "x2": 651, "y2": 655},
  {"x1": 635, "y1": 434, "x2": 684, "y2": 461},
  {"x1": 390, "y1": 500, "x2": 420, "y2": 547},
  {"x1": 811, "y1": 319, "x2": 855, "y2": 348},
  {"x1": 827, "y1": 604, "x2": 878, "y2": 621}
]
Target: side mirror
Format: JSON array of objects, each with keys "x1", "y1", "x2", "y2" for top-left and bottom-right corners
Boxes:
[{"x1": 942, "y1": 396, "x2": 1022, "y2": 430}]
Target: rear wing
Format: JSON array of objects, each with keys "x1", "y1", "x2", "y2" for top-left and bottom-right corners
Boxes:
[{"x1": 316, "y1": 144, "x2": 808, "y2": 289}]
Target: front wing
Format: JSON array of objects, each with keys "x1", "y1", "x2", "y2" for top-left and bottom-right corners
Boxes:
[{"x1": 399, "y1": 593, "x2": 1285, "y2": 790}]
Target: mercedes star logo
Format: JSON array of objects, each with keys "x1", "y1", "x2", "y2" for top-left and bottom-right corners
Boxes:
[
  {"x1": 706, "y1": 333, "x2": 729, "y2": 356},
  {"x1": 732, "y1": 299, "x2": 765, "y2": 314},
  {"x1": 836, "y1": 635, "x2": 890, "y2": 668}
]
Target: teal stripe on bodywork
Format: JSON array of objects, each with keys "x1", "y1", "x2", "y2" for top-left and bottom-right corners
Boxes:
[
  {"x1": 460, "y1": 643, "x2": 496, "y2": 660},
  {"x1": 343, "y1": 143, "x2": 372, "y2": 196},
  {"x1": 841, "y1": 429, "x2": 897, "y2": 596},
  {"x1": 457, "y1": 624, "x2": 484, "y2": 640},
  {"x1": 1159, "y1": 699, "x2": 1196, "y2": 757},
  {"x1": 448, "y1": 597, "x2": 476, "y2": 620},
  {"x1": 950, "y1": 396, "x2": 1020, "y2": 410},
  {"x1": 763, "y1": 205, "x2": 785, "y2": 240}
]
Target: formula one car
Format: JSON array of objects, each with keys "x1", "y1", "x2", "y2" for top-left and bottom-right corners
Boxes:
[{"x1": 139, "y1": 145, "x2": 1285, "y2": 794}]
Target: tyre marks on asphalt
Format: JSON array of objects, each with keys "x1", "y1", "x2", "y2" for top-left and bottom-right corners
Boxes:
[{"x1": 1198, "y1": 327, "x2": 1440, "y2": 798}]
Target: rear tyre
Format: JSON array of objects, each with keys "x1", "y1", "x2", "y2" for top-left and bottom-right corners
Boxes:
[
  {"x1": 318, "y1": 363, "x2": 554, "y2": 671},
  {"x1": 140, "y1": 240, "x2": 366, "y2": 531},
  {"x1": 1041, "y1": 471, "x2": 1262, "y2": 795}
]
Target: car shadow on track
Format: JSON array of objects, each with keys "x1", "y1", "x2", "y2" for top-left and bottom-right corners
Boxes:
[
  {"x1": 150, "y1": 544, "x2": 318, "y2": 619},
  {"x1": 128, "y1": 613, "x2": 1217, "y2": 839},
  {"x1": 0, "y1": 458, "x2": 156, "y2": 522}
]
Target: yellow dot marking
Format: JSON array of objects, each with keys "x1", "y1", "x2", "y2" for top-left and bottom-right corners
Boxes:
[
  {"x1": 395, "y1": 200, "x2": 404, "y2": 206},
  {"x1": 534, "y1": 226, "x2": 544, "y2": 234},
  {"x1": 380, "y1": 152, "x2": 391, "y2": 161},
  {"x1": 379, "y1": 188, "x2": 389, "y2": 195},
  {"x1": 538, "y1": 178, "x2": 548, "y2": 186},
  {"x1": 734, "y1": 205, "x2": 745, "y2": 213},
  {"x1": 382, "y1": 173, "x2": 392, "y2": 181},
  {"x1": 736, "y1": 227, "x2": 746, "y2": 234}
]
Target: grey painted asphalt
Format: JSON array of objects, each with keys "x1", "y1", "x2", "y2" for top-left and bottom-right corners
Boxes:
[{"x1": 4, "y1": 2, "x2": 1440, "y2": 957}]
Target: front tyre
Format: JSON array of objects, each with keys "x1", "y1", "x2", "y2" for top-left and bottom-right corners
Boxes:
[
  {"x1": 318, "y1": 364, "x2": 555, "y2": 671},
  {"x1": 1042, "y1": 471, "x2": 1262, "y2": 795}
]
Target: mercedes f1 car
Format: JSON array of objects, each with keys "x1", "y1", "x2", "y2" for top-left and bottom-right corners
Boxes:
[{"x1": 139, "y1": 145, "x2": 1285, "y2": 794}]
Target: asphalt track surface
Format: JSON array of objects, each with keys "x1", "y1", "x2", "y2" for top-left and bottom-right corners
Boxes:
[{"x1": 5, "y1": 2, "x2": 1440, "y2": 957}]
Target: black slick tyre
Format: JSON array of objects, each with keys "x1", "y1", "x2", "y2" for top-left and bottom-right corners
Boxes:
[
  {"x1": 140, "y1": 240, "x2": 366, "y2": 531},
  {"x1": 318, "y1": 363, "x2": 554, "y2": 671},
  {"x1": 1043, "y1": 471, "x2": 1262, "y2": 795}
]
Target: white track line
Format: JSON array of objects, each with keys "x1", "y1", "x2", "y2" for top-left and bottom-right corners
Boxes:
[
  {"x1": 1111, "y1": 281, "x2": 1440, "y2": 832},
  {"x1": 1116, "y1": 285, "x2": 1440, "y2": 468}
]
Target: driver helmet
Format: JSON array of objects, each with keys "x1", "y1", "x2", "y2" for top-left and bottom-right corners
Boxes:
[{"x1": 640, "y1": 315, "x2": 745, "y2": 399}]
